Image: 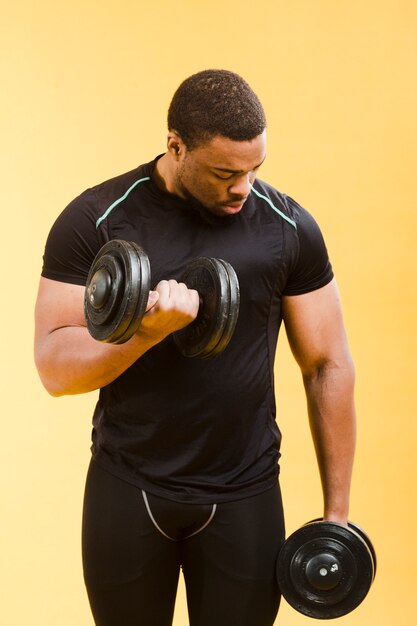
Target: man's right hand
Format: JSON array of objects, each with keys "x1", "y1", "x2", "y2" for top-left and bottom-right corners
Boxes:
[{"x1": 141, "y1": 280, "x2": 200, "y2": 342}]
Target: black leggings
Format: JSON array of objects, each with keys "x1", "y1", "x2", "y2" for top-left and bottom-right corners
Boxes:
[{"x1": 82, "y1": 460, "x2": 285, "y2": 626}]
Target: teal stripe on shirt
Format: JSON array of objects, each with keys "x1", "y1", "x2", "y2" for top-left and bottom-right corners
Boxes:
[
  {"x1": 250, "y1": 186, "x2": 297, "y2": 229},
  {"x1": 95, "y1": 176, "x2": 151, "y2": 229}
]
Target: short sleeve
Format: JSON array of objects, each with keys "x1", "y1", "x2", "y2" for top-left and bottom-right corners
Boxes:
[
  {"x1": 41, "y1": 189, "x2": 103, "y2": 286},
  {"x1": 283, "y1": 196, "x2": 334, "y2": 296}
]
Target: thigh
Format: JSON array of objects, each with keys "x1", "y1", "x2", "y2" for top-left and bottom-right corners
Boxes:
[
  {"x1": 181, "y1": 484, "x2": 285, "y2": 626},
  {"x1": 82, "y1": 460, "x2": 181, "y2": 626}
]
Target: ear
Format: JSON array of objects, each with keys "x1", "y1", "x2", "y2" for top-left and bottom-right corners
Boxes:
[{"x1": 167, "y1": 131, "x2": 185, "y2": 160}]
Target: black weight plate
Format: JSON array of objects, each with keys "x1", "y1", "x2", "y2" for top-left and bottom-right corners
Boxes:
[
  {"x1": 207, "y1": 259, "x2": 240, "y2": 357},
  {"x1": 277, "y1": 521, "x2": 375, "y2": 619},
  {"x1": 173, "y1": 258, "x2": 230, "y2": 358},
  {"x1": 85, "y1": 252, "x2": 124, "y2": 328},
  {"x1": 306, "y1": 518, "x2": 377, "y2": 581},
  {"x1": 112, "y1": 241, "x2": 151, "y2": 344},
  {"x1": 84, "y1": 240, "x2": 135, "y2": 343},
  {"x1": 346, "y1": 521, "x2": 377, "y2": 580},
  {"x1": 288, "y1": 533, "x2": 358, "y2": 606},
  {"x1": 84, "y1": 240, "x2": 150, "y2": 344}
]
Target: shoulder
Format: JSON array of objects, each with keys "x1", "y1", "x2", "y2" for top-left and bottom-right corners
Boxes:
[
  {"x1": 251, "y1": 179, "x2": 298, "y2": 229},
  {"x1": 90, "y1": 161, "x2": 153, "y2": 200},
  {"x1": 252, "y1": 180, "x2": 334, "y2": 295},
  {"x1": 52, "y1": 161, "x2": 153, "y2": 225},
  {"x1": 252, "y1": 179, "x2": 325, "y2": 236},
  {"x1": 41, "y1": 160, "x2": 154, "y2": 285},
  {"x1": 253, "y1": 179, "x2": 331, "y2": 248}
]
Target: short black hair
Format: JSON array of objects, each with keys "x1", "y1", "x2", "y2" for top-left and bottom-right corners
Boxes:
[{"x1": 167, "y1": 69, "x2": 266, "y2": 149}]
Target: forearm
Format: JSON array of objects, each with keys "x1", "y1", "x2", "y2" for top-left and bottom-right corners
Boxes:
[
  {"x1": 303, "y1": 358, "x2": 356, "y2": 524},
  {"x1": 35, "y1": 325, "x2": 160, "y2": 396},
  {"x1": 35, "y1": 277, "x2": 200, "y2": 397}
]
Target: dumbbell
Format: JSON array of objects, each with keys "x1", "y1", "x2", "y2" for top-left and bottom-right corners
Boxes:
[
  {"x1": 84, "y1": 239, "x2": 240, "y2": 358},
  {"x1": 276, "y1": 518, "x2": 376, "y2": 619}
]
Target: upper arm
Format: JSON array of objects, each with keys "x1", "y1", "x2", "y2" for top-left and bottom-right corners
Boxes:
[
  {"x1": 282, "y1": 278, "x2": 354, "y2": 377},
  {"x1": 34, "y1": 277, "x2": 86, "y2": 352}
]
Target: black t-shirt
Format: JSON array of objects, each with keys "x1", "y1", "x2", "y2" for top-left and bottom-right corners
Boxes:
[{"x1": 42, "y1": 157, "x2": 333, "y2": 503}]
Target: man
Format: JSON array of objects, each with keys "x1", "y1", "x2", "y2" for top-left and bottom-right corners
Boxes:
[{"x1": 34, "y1": 69, "x2": 356, "y2": 626}]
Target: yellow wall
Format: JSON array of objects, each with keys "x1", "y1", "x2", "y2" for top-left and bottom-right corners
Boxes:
[{"x1": 1, "y1": 1, "x2": 416, "y2": 624}]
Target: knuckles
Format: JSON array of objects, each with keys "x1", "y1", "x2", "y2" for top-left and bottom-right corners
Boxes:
[{"x1": 154, "y1": 280, "x2": 199, "y2": 319}]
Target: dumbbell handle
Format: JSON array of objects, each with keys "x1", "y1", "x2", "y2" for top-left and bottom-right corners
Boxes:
[{"x1": 88, "y1": 272, "x2": 202, "y2": 312}]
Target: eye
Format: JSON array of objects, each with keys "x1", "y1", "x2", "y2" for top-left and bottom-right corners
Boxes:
[{"x1": 214, "y1": 171, "x2": 234, "y2": 180}]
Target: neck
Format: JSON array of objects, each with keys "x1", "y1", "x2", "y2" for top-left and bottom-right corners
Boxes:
[{"x1": 153, "y1": 153, "x2": 181, "y2": 197}]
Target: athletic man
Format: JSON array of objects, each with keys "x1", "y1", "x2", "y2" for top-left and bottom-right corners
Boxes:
[{"x1": 34, "y1": 69, "x2": 356, "y2": 626}]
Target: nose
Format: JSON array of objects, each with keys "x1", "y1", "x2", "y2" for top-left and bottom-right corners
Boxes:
[{"x1": 228, "y1": 173, "x2": 253, "y2": 198}]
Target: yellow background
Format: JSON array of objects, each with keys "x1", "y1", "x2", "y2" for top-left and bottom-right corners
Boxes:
[{"x1": 1, "y1": 1, "x2": 416, "y2": 624}]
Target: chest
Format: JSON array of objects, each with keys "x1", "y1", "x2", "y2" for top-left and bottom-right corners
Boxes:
[{"x1": 103, "y1": 195, "x2": 290, "y2": 316}]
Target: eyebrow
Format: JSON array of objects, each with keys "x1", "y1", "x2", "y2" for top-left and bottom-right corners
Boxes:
[{"x1": 211, "y1": 157, "x2": 266, "y2": 174}]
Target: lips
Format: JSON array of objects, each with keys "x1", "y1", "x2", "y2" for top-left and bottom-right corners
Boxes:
[
  {"x1": 222, "y1": 197, "x2": 248, "y2": 210},
  {"x1": 219, "y1": 203, "x2": 244, "y2": 215}
]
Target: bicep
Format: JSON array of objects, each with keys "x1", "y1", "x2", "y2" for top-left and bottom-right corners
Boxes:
[
  {"x1": 34, "y1": 277, "x2": 86, "y2": 347},
  {"x1": 282, "y1": 278, "x2": 352, "y2": 376}
]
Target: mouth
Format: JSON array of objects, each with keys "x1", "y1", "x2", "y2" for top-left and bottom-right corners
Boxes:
[{"x1": 220, "y1": 198, "x2": 248, "y2": 213}]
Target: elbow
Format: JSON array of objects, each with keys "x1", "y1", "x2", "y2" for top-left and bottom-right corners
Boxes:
[
  {"x1": 39, "y1": 376, "x2": 83, "y2": 397},
  {"x1": 36, "y1": 368, "x2": 68, "y2": 397},
  {"x1": 34, "y1": 351, "x2": 67, "y2": 397},
  {"x1": 46, "y1": 387, "x2": 65, "y2": 398},
  {"x1": 303, "y1": 355, "x2": 356, "y2": 388},
  {"x1": 34, "y1": 350, "x2": 95, "y2": 397},
  {"x1": 44, "y1": 382, "x2": 67, "y2": 397}
]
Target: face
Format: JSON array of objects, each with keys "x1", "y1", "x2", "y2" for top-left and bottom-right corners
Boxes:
[{"x1": 173, "y1": 131, "x2": 266, "y2": 218}]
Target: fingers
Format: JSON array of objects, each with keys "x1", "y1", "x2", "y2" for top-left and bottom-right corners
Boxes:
[
  {"x1": 145, "y1": 290, "x2": 160, "y2": 312},
  {"x1": 155, "y1": 280, "x2": 199, "y2": 317},
  {"x1": 140, "y1": 280, "x2": 199, "y2": 340}
]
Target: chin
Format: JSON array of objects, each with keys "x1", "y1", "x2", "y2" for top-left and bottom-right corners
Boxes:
[{"x1": 191, "y1": 200, "x2": 237, "y2": 226}]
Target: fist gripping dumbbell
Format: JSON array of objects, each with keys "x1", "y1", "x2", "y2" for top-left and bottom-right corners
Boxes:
[
  {"x1": 84, "y1": 239, "x2": 240, "y2": 359},
  {"x1": 276, "y1": 518, "x2": 377, "y2": 619}
]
